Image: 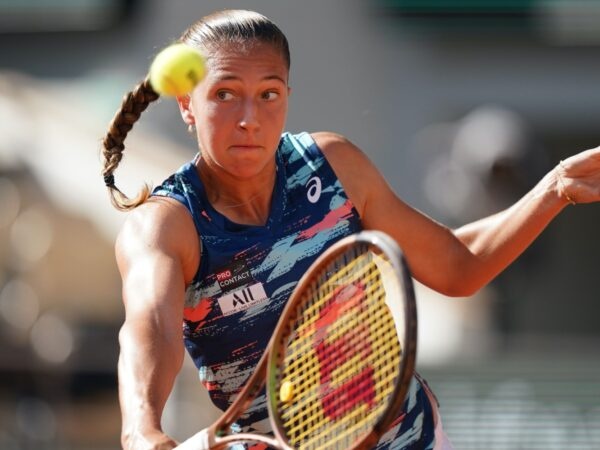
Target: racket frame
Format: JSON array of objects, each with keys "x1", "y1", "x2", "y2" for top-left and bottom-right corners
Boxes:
[{"x1": 266, "y1": 230, "x2": 418, "y2": 450}]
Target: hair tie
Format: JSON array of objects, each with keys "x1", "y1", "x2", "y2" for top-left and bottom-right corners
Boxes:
[{"x1": 104, "y1": 174, "x2": 115, "y2": 187}]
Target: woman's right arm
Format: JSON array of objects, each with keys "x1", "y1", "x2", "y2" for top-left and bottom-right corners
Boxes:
[{"x1": 116, "y1": 198, "x2": 199, "y2": 450}]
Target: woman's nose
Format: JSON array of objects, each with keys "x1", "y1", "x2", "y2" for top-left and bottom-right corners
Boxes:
[{"x1": 238, "y1": 99, "x2": 260, "y2": 131}]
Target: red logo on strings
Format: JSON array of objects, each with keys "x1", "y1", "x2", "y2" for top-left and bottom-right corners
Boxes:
[{"x1": 313, "y1": 282, "x2": 375, "y2": 420}]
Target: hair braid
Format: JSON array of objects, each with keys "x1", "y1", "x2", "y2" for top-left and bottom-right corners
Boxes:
[{"x1": 101, "y1": 79, "x2": 159, "y2": 211}]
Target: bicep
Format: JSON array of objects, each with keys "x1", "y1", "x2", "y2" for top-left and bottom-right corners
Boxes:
[
  {"x1": 116, "y1": 202, "x2": 196, "y2": 339},
  {"x1": 119, "y1": 249, "x2": 186, "y2": 333}
]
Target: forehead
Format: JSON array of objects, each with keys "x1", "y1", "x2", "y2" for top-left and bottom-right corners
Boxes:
[{"x1": 204, "y1": 42, "x2": 288, "y2": 83}]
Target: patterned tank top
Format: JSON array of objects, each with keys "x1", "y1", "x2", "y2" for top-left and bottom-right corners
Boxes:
[{"x1": 153, "y1": 132, "x2": 435, "y2": 449}]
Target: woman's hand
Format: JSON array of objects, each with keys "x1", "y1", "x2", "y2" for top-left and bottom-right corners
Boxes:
[{"x1": 556, "y1": 146, "x2": 600, "y2": 205}]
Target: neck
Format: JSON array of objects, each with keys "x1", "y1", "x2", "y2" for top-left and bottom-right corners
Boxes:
[{"x1": 197, "y1": 159, "x2": 277, "y2": 226}]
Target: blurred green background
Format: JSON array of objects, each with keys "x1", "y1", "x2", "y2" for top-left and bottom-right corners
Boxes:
[{"x1": 1, "y1": 0, "x2": 599, "y2": 448}]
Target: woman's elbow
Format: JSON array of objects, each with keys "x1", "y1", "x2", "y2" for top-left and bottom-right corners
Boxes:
[{"x1": 430, "y1": 266, "x2": 488, "y2": 298}]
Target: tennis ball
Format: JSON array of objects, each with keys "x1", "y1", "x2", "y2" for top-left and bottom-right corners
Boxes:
[
  {"x1": 149, "y1": 43, "x2": 206, "y2": 97},
  {"x1": 279, "y1": 380, "x2": 295, "y2": 403}
]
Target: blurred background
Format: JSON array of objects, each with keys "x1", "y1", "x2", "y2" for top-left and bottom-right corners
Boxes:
[{"x1": 1, "y1": 0, "x2": 600, "y2": 448}]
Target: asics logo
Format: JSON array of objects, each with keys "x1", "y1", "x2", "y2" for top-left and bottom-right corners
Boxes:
[{"x1": 306, "y1": 176, "x2": 322, "y2": 203}]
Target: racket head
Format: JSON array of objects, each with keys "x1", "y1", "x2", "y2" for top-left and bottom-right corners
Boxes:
[{"x1": 266, "y1": 231, "x2": 417, "y2": 450}]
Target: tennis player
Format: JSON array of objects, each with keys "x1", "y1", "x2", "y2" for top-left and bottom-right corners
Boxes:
[{"x1": 101, "y1": 9, "x2": 600, "y2": 450}]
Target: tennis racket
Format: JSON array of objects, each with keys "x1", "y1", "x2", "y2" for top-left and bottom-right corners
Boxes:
[{"x1": 177, "y1": 230, "x2": 418, "y2": 450}]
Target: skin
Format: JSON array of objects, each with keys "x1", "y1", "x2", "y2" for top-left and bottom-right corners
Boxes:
[
  {"x1": 179, "y1": 42, "x2": 290, "y2": 226},
  {"x1": 116, "y1": 39, "x2": 600, "y2": 449}
]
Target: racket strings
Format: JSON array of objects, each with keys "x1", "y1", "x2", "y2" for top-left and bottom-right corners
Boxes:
[
  {"x1": 283, "y1": 260, "x2": 398, "y2": 370},
  {"x1": 283, "y1": 282, "x2": 397, "y2": 376},
  {"x1": 275, "y1": 248, "x2": 403, "y2": 449},
  {"x1": 289, "y1": 250, "x2": 385, "y2": 341},
  {"x1": 281, "y1": 306, "x2": 399, "y2": 444},
  {"x1": 284, "y1": 293, "x2": 398, "y2": 444}
]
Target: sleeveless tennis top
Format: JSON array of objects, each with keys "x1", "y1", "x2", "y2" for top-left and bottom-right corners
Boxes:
[{"x1": 153, "y1": 132, "x2": 435, "y2": 449}]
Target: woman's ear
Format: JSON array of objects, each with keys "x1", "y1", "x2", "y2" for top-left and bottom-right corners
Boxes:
[{"x1": 177, "y1": 95, "x2": 195, "y2": 126}]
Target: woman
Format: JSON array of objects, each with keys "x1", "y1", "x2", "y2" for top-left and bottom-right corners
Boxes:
[{"x1": 101, "y1": 9, "x2": 600, "y2": 450}]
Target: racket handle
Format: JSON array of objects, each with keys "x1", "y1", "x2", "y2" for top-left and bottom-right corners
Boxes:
[{"x1": 175, "y1": 428, "x2": 210, "y2": 450}]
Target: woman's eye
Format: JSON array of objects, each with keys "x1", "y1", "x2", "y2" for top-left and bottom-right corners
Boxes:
[
  {"x1": 262, "y1": 91, "x2": 279, "y2": 100},
  {"x1": 216, "y1": 91, "x2": 234, "y2": 101}
]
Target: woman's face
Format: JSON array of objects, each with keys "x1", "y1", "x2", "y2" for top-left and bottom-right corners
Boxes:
[{"x1": 182, "y1": 41, "x2": 290, "y2": 180}]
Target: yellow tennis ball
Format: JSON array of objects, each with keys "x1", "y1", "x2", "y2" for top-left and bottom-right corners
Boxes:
[
  {"x1": 279, "y1": 380, "x2": 295, "y2": 404},
  {"x1": 149, "y1": 43, "x2": 206, "y2": 97}
]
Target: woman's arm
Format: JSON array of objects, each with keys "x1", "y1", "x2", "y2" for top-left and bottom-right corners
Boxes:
[
  {"x1": 314, "y1": 131, "x2": 600, "y2": 297},
  {"x1": 116, "y1": 198, "x2": 199, "y2": 450},
  {"x1": 453, "y1": 148, "x2": 600, "y2": 291}
]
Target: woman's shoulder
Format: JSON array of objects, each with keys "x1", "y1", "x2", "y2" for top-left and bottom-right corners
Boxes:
[
  {"x1": 116, "y1": 197, "x2": 199, "y2": 281},
  {"x1": 117, "y1": 197, "x2": 195, "y2": 249},
  {"x1": 308, "y1": 131, "x2": 382, "y2": 217},
  {"x1": 309, "y1": 131, "x2": 375, "y2": 175},
  {"x1": 310, "y1": 131, "x2": 368, "y2": 161},
  {"x1": 279, "y1": 130, "x2": 367, "y2": 164}
]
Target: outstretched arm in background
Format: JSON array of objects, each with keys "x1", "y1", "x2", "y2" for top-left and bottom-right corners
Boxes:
[
  {"x1": 315, "y1": 132, "x2": 600, "y2": 297},
  {"x1": 116, "y1": 198, "x2": 199, "y2": 450},
  {"x1": 451, "y1": 147, "x2": 600, "y2": 292}
]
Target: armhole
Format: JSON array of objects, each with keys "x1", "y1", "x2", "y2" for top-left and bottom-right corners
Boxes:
[
  {"x1": 305, "y1": 132, "x2": 366, "y2": 220},
  {"x1": 295, "y1": 132, "x2": 319, "y2": 157},
  {"x1": 152, "y1": 169, "x2": 207, "y2": 237},
  {"x1": 152, "y1": 189, "x2": 187, "y2": 208},
  {"x1": 184, "y1": 235, "x2": 203, "y2": 298}
]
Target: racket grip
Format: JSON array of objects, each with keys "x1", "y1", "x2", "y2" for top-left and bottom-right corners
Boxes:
[{"x1": 175, "y1": 428, "x2": 210, "y2": 450}]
